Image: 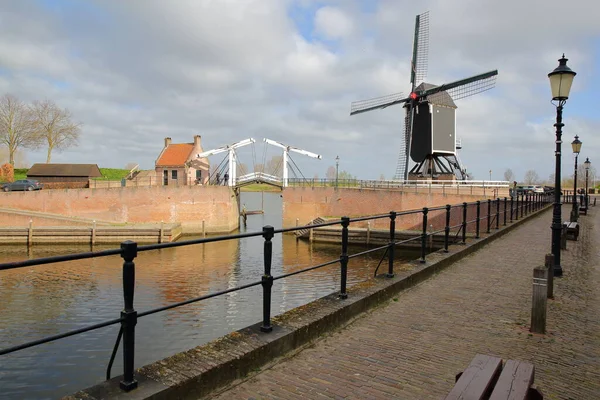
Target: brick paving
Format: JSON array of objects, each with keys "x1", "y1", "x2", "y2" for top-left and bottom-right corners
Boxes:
[{"x1": 207, "y1": 207, "x2": 600, "y2": 400}]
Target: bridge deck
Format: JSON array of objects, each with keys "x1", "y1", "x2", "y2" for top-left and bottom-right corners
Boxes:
[{"x1": 210, "y1": 208, "x2": 600, "y2": 399}]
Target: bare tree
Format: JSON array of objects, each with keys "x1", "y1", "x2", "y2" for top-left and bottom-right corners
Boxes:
[
  {"x1": 523, "y1": 169, "x2": 539, "y2": 185},
  {"x1": 326, "y1": 166, "x2": 336, "y2": 180},
  {"x1": 30, "y1": 99, "x2": 81, "y2": 163},
  {"x1": 265, "y1": 155, "x2": 283, "y2": 176},
  {"x1": 379, "y1": 174, "x2": 385, "y2": 181},
  {"x1": 0, "y1": 94, "x2": 39, "y2": 165},
  {"x1": 503, "y1": 168, "x2": 515, "y2": 182},
  {"x1": 0, "y1": 148, "x2": 29, "y2": 168}
]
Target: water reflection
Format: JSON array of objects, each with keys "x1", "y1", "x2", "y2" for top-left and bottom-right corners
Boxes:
[{"x1": 0, "y1": 192, "x2": 418, "y2": 399}]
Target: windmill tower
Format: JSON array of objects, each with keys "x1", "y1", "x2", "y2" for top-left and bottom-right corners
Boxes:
[{"x1": 350, "y1": 11, "x2": 498, "y2": 181}]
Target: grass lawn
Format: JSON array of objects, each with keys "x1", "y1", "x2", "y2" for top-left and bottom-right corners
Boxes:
[
  {"x1": 239, "y1": 183, "x2": 282, "y2": 192},
  {"x1": 93, "y1": 168, "x2": 131, "y2": 181}
]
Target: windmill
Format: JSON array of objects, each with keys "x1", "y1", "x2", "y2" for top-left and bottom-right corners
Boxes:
[{"x1": 350, "y1": 11, "x2": 498, "y2": 181}]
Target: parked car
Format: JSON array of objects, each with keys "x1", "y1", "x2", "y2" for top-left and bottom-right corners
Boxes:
[
  {"x1": 533, "y1": 186, "x2": 544, "y2": 193},
  {"x1": 1, "y1": 179, "x2": 43, "y2": 192}
]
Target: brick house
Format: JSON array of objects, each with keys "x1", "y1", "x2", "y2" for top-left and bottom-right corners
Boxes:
[
  {"x1": 26, "y1": 163, "x2": 102, "y2": 189},
  {"x1": 155, "y1": 135, "x2": 210, "y2": 186}
]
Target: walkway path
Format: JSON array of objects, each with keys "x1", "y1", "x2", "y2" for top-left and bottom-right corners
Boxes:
[{"x1": 208, "y1": 208, "x2": 600, "y2": 399}]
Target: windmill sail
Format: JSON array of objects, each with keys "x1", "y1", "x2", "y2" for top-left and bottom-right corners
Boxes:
[{"x1": 350, "y1": 92, "x2": 406, "y2": 115}]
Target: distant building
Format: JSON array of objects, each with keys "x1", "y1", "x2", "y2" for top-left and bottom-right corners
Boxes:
[
  {"x1": 155, "y1": 135, "x2": 210, "y2": 186},
  {"x1": 26, "y1": 163, "x2": 102, "y2": 189}
]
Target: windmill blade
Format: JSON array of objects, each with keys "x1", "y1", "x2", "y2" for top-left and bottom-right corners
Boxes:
[
  {"x1": 350, "y1": 92, "x2": 409, "y2": 116},
  {"x1": 393, "y1": 105, "x2": 413, "y2": 180},
  {"x1": 420, "y1": 70, "x2": 498, "y2": 102},
  {"x1": 410, "y1": 11, "x2": 430, "y2": 87}
]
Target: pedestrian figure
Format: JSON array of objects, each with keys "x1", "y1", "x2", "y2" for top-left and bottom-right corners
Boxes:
[
  {"x1": 216, "y1": 172, "x2": 221, "y2": 185},
  {"x1": 223, "y1": 173, "x2": 229, "y2": 185}
]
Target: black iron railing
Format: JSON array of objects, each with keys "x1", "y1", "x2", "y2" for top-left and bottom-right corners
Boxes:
[{"x1": 0, "y1": 194, "x2": 551, "y2": 393}]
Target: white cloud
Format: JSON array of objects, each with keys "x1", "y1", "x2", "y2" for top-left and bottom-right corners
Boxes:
[
  {"x1": 314, "y1": 6, "x2": 354, "y2": 39},
  {"x1": 0, "y1": 0, "x2": 598, "y2": 181}
]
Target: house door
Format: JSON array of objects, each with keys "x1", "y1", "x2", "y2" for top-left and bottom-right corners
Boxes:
[{"x1": 163, "y1": 170, "x2": 168, "y2": 185}]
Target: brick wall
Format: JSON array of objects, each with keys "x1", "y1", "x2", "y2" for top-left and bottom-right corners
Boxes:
[
  {"x1": 0, "y1": 186, "x2": 239, "y2": 234},
  {"x1": 282, "y1": 187, "x2": 505, "y2": 231}
]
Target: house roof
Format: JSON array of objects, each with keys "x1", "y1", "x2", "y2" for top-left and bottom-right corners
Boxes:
[
  {"x1": 27, "y1": 163, "x2": 103, "y2": 177},
  {"x1": 156, "y1": 143, "x2": 194, "y2": 167},
  {"x1": 415, "y1": 82, "x2": 458, "y2": 109}
]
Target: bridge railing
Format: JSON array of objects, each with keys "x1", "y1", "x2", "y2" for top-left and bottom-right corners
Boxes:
[{"x1": 0, "y1": 193, "x2": 552, "y2": 394}]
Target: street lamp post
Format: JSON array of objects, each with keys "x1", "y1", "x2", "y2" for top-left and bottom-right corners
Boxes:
[
  {"x1": 584, "y1": 157, "x2": 591, "y2": 210},
  {"x1": 548, "y1": 54, "x2": 577, "y2": 278},
  {"x1": 570, "y1": 135, "x2": 582, "y2": 222},
  {"x1": 335, "y1": 155, "x2": 339, "y2": 189},
  {"x1": 489, "y1": 170, "x2": 492, "y2": 181}
]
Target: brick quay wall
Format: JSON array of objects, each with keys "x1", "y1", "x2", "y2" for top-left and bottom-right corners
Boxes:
[{"x1": 0, "y1": 186, "x2": 239, "y2": 234}]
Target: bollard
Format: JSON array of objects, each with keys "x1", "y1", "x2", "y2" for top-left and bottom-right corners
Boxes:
[
  {"x1": 503, "y1": 197, "x2": 507, "y2": 226},
  {"x1": 261, "y1": 226, "x2": 275, "y2": 332},
  {"x1": 366, "y1": 221, "x2": 371, "y2": 245},
  {"x1": 545, "y1": 253, "x2": 554, "y2": 299},
  {"x1": 520, "y1": 194, "x2": 524, "y2": 219},
  {"x1": 475, "y1": 201, "x2": 481, "y2": 239},
  {"x1": 120, "y1": 241, "x2": 138, "y2": 391},
  {"x1": 159, "y1": 220, "x2": 164, "y2": 244},
  {"x1": 202, "y1": 220, "x2": 206, "y2": 238},
  {"x1": 487, "y1": 199, "x2": 491, "y2": 233},
  {"x1": 515, "y1": 195, "x2": 519, "y2": 220},
  {"x1": 495, "y1": 198, "x2": 500, "y2": 230},
  {"x1": 420, "y1": 207, "x2": 428, "y2": 263},
  {"x1": 444, "y1": 205, "x2": 451, "y2": 252},
  {"x1": 462, "y1": 202, "x2": 467, "y2": 244},
  {"x1": 530, "y1": 266, "x2": 547, "y2": 334},
  {"x1": 339, "y1": 217, "x2": 350, "y2": 299},
  {"x1": 387, "y1": 212, "x2": 396, "y2": 277}
]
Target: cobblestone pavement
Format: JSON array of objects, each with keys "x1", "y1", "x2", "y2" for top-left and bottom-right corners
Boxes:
[{"x1": 208, "y1": 208, "x2": 600, "y2": 400}]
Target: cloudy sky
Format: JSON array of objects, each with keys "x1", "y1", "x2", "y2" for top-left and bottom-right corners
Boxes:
[{"x1": 1, "y1": 0, "x2": 599, "y2": 182}]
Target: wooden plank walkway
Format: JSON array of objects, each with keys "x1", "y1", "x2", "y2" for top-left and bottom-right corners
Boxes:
[{"x1": 206, "y1": 207, "x2": 600, "y2": 399}]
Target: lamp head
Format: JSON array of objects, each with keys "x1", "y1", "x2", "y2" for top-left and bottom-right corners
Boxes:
[
  {"x1": 548, "y1": 54, "x2": 576, "y2": 101},
  {"x1": 571, "y1": 135, "x2": 582, "y2": 154}
]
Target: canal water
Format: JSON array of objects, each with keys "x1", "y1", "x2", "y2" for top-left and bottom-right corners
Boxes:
[{"x1": 0, "y1": 192, "x2": 418, "y2": 399}]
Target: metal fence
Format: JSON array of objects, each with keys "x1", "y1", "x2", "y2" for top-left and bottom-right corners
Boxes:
[{"x1": 0, "y1": 193, "x2": 551, "y2": 393}]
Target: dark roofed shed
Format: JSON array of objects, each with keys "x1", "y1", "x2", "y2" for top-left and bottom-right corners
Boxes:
[{"x1": 27, "y1": 163, "x2": 103, "y2": 189}]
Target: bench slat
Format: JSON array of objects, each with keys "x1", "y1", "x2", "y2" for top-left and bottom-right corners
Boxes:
[
  {"x1": 445, "y1": 354, "x2": 503, "y2": 400},
  {"x1": 489, "y1": 360, "x2": 534, "y2": 400}
]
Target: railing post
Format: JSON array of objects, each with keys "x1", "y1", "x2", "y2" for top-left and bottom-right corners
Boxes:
[
  {"x1": 387, "y1": 211, "x2": 396, "y2": 277},
  {"x1": 120, "y1": 241, "x2": 138, "y2": 391},
  {"x1": 462, "y1": 202, "x2": 467, "y2": 244},
  {"x1": 503, "y1": 197, "x2": 507, "y2": 226},
  {"x1": 444, "y1": 204, "x2": 451, "y2": 252},
  {"x1": 495, "y1": 198, "x2": 500, "y2": 230},
  {"x1": 475, "y1": 201, "x2": 481, "y2": 238},
  {"x1": 261, "y1": 225, "x2": 275, "y2": 332},
  {"x1": 487, "y1": 199, "x2": 491, "y2": 233},
  {"x1": 420, "y1": 207, "x2": 428, "y2": 263},
  {"x1": 510, "y1": 195, "x2": 514, "y2": 222},
  {"x1": 520, "y1": 194, "x2": 524, "y2": 218},
  {"x1": 515, "y1": 194, "x2": 519, "y2": 220},
  {"x1": 339, "y1": 217, "x2": 350, "y2": 299}
]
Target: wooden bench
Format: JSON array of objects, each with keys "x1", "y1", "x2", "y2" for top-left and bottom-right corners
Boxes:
[
  {"x1": 445, "y1": 354, "x2": 543, "y2": 400},
  {"x1": 564, "y1": 222, "x2": 579, "y2": 240}
]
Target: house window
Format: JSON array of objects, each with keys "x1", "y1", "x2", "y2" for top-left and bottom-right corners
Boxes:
[
  {"x1": 196, "y1": 170, "x2": 202, "y2": 180},
  {"x1": 171, "y1": 170, "x2": 178, "y2": 180}
]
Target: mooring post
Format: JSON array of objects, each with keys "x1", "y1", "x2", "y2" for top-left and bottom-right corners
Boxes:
[
  {"x1": 339, "y1": 217, "x2": 350, "y2": 299},
  {"x1": 462, "y1": 202, "x2": 467, "y2": 244},
  {"x1": 444, "y1": 204, "x2": 451, "y2": 252},
  {"x1": 260, "y1": 225, "x2": 274, "y2": 332},
  {"x1": 159, "y1": 220, "x2": 164, "y2": 244},
  {"x1": 503, "y1": 197, "x2": 507, "y2": 226},
  {"x1": 487, "y1": 199, "x2": 491, "y2": 233},
  {"x1": 91, "y1": 220, "x2": 96, "y2": 246},
  {"x1": 387, "y1": 211, "x2": 396, "y2": 277},
  {"x1": 545, "y1": 253, "x2": 554, "y2": 299},
  {"x1": 366, "y1": 221, "x2": 371, "y2": 245},
  {"x1": 495, "y1": 198, "x2": 500, "y2": 230},
  {"x1": 475, "y1": 201, "x2": 481, "y2": 238},
  {"x1": 420, "y1": 207, "x2": 428, "y2": 263},
  {"x1": 530, "y1": 266, "x2": 548, "y2": 334},
  {"x1": 120, "y1": 240, "x2": 138, "y2": 391},
  {"x1": 28, "y1": 219, "x2": 33, "y2": 247},
  {"x1": 202, "y1": 220, "x2": 206, "y2": 238}
]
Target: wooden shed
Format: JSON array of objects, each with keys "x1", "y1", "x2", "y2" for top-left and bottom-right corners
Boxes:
[{"x1": 27, "y1": 163, "x2": 103, "y2": 189}]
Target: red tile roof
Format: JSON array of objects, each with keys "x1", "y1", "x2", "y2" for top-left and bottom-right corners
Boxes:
[{"x1": 156, "y1": 143, "x2": 194, "y2": 167}]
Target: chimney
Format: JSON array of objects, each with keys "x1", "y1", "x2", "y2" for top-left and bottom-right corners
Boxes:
[
  {"x1": 194, "y1": 135, "x2": 202, "y2": 148},
  {"x1": 164, "y1": 137, "x2": 172, "y2": 148}
]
